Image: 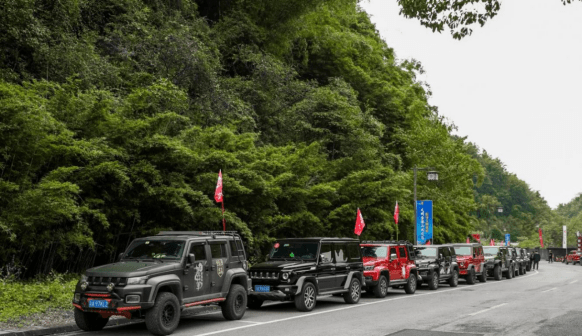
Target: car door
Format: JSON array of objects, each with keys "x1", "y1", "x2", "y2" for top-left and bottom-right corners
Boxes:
[
  {"x1": 333, "y1": 243, "x2": 350, "y2": 288},
  {"x1": 387, "y1": 247, "x2": 401, "y2": 281},
  {"x1": 440, "y1": 247, "x2": 451, "y2": 276},
  {"x1": 183, "y1": 242, "x2": 211, "y2": 298},
  {"x1": 209, "y1": 241, "x2": 228, "y2": 294},
  {"x1": 397, "y1": 246, "x2": 409, "y2": 280},
  {"x1": 317, "y1": 243, "x2": 337, "y2": 291}
]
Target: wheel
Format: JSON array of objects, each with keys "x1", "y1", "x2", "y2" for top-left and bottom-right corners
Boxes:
[
  {"x1": 448, "y1": 269, "x2": 459, "y2": 287},
  {"x1": 372, "y1": 275, "x2": 388, "y2": 298},
  {"x1": 74, "y1": 308, "x2": 109, "y2": 331},
  {"x1": 466, "y1": 268, "x2": 476, "y2": 285},
  {"x1": 519, "y1": 265, "x2": 524, "y2": 275},
  {"x1": 404, "y1": 273, "x2": 417, "y2": 294},
  {"x1": 514, "y1": 265, "x2": 520, "y2": 277},
  {"x1": 428, "y1": 272, "x2": 439, "y2": 290},
  {"x1": 222, "y1": 284, "x2": 247, "y2": 320},
  {"x1": 294, "y1": 282, "x2": 316, "y2": 312},
  {"x1": 343, "y1": 278, "x2": 361, "y2": 304},
  {"x1": 247, "y1": 296, "x2": 264, "y2": 309},
  {"x1": 505, "y1": 266, "x2": 513, "y2": 279},
  {"x1": 493, "y1": 265, "x2": 502, "y2": 280},
  {"x1": 145, "y1": 292, "x2": 180, "y2": 336},
  {"x1": 478, "y1": 269, "x2": 487, "y2": 282}
]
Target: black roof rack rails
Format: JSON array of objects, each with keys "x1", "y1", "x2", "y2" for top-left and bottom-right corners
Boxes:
[
  {"x1": 361, "y1": 240, "x2": 412, "y2": 245},
  {"x1": 157, "y1": 231, "x2": 242, "y2": 239}
]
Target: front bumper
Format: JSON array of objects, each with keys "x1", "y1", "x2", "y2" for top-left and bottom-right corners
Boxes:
[
  {"x1": 72, "y1": 285, "x2": 155, "y2": 319},
  {"x1": 249, "y1": 284, "x2": 297, "y2": 301}
]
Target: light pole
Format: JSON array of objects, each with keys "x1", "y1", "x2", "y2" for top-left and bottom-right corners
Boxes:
[{"x1": 413, "y1": 167, "x2": 438, "y2": 245}]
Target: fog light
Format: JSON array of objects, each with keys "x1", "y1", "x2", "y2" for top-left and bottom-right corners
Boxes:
[
  {"x1": 80, "y1": 281, "x2": 88, "y2": 291},
  {"x1": 126, "y1": 295, "x2": 140, "y2": 303},
  {"x1": 74, "y1": 293, "x2": 81, "y2": 302},
  {"x1": 282, "y1": 273, "x2": 289, "y2": 280},
  {"x1": 107, "y1": 283, "x2": 115, "y2": 292}
]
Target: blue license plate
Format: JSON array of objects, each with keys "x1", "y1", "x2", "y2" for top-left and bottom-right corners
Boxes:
[
  {"x1": 254, "y1": 285, "x2": 270, "y2": 292},
  {"x1": 88, "y1": 300, "x2": 109, "y2": 309}
]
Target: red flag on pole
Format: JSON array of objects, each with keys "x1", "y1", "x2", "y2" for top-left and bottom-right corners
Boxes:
[
  {"x1": 394, "y1": 202, "x2": 399, "y2": 225},
  {"x1": 471, "y1": 234, "x2": 481, "y2": 243},
  {"x1": 539, "y1": 228, "x2": 544, "y2": 248},
  {"x1": 214, "y1": 170, "x2": 225, "y2": 231},
  {"x1": 466, "y1": 237, "x2": 470, "y2": 244},
  {"x1": 490, "y1": 239, "x2": 494, "y2": 246},
  {"x1": 354, "y1": 208, "x2": 366, "y2": 236}
]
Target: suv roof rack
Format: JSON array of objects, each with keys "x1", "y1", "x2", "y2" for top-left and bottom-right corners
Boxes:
[
  {"x1": 157, "y1": 231, "x2": 242, "y2": 239},
  {"x1": 361, "y1": 240, "x2": 412, "y2": 245}
]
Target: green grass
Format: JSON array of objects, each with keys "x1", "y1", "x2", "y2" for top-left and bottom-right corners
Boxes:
[{"x1": 0, "y1": 274, "x2": 78, "y2": 322}]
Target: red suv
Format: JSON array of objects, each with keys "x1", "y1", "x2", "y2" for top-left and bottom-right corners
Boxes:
[
  {"x1": 453, "y1": 243, "x2": 487, "y2": 284},
  {"x1": 361, "y1": 241, "x2": 418, "y2": 298},
  {"x1": 565, "y1": 250, "x2": 581, "y2": 265}
]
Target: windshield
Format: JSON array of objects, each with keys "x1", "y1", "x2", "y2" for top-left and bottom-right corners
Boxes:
[
  {"x1": 483, "y1": 247, "x2": 499, "y2": 255},
  {"x1": 454, "y1": 247, "x2": 472, "y2": 256},
  {"x1": 361, "y1": 246, "x2": 388, "y2": 258},
  {"x1": 416, "y1": 247, "x2": 437, "y2": 258},
  {"x1": 124, "y1": 240, "x2": 186, "y2": 260},
  {"x1": 269, "y1": 241, "x2": 318, "y2": 260}
]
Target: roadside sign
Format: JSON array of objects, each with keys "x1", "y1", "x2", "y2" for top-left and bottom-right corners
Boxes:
[
  {"x1": 505, "y1": 234, "x2": 510, "y2": 246},
  {"x1": 416, "y1": 200, "x2": 433, "y2": 245}
]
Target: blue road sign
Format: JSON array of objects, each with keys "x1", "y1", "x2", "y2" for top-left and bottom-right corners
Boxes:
[
  {"x1": 416, "y1": 200, "x2": 433, "y2": 245},
  {"x1": 505, "y1": 233, "x2": 510, "y2": 246}
]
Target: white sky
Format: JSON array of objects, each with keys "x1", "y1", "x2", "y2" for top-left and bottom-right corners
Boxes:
[{"x1": 360, "y1": 0, "x2": 582, "y2": 209}]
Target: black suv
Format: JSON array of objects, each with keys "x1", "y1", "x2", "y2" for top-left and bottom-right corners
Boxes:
[
  {"x1": 414, "y1": 245, "x2": 459, "y2": 289},
  {"x1": 248, "y1": 238, "x2": 364, "y2": 312},
  {"x1": 511, "y1": 247, "x2": 528, "y2": 275},
  {"x1": 482, "y1": 246, "x2": 512, "y2": 280},
  {"x1": 72, "y1": 231, "x2": 250, "y2": 335}
]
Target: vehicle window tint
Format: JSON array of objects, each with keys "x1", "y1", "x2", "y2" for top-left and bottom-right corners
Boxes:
[
  {"x1": 320, "y1": 243, "x2": 333, "y2": 263},
  {"x1": 407, "y1": 245, "x2": 416, "y2": 260},
  {"x1": 210, "y1": 244, "x2": 226, "y2": 259},
  {"x1": 189, "y1": 244, "x2": 206, "y2": 261},
  {"x1": 442, "y1": 247, "x2": 450, "y2": 257},
  {"x1": 347, "y1": 243, "x2": 361, "y2": 261},
  {"x1": 229, "y1": 240, "x2": 242, "y2": 259},
  {"x1": 398, "y1": 247, "x2": 407, "y2": 258},
  {"x1": 334, "y1": 244, "x2": 348, "y2": 262}
]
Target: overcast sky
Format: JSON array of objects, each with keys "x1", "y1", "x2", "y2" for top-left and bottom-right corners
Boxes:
[{"x1": 360, "y1": 0, "x2": 582, "y2": 209}]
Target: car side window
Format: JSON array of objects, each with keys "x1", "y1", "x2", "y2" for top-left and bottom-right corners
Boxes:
[
  {"x1": 334, "y1": 244, "x2": 348, "y2": 263},
  {"x1": 398, "y1": 247, "x2": 407, "y2": 259},
  {"x1": 319, "y1": 243, "x2": 333, "y2": 263},
  {"x1": 210, "y1": 243, "x2": 226, "y2": 259},
  {"x1": 189, "y1": 244, "x2": 207, "y2": 261},
  {"x1": 442, "y1": 247, "x2": 450, "y2": 258},
  {"x1": 346, "y1": 243, "x2": 361, "y2": 262}
]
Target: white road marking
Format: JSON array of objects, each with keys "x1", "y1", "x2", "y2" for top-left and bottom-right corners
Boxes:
[
  {"x1": 194, "y1": 270, "x2": 540, "y2": 336},
  {"x1": 541, "y1": 287, "x2": 557, "y2": 293},
  {"x1": 570, "y1": 280, "x2": 578, "y2": 285},
  {"x1": 233, "y1": 320, "x2": 264, "y2": 324},
  {"x1": 467, "y1": 303, "x2": 507, "y2": 316}
]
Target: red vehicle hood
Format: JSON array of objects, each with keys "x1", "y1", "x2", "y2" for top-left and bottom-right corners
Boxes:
[{"x1": 363, "y1": 257, "x2": 381, "y2": 265}]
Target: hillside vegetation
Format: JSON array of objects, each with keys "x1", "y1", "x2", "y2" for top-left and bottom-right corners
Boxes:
[{"x1": 0, "y1": 0, "x2": 555, "y2": 276}]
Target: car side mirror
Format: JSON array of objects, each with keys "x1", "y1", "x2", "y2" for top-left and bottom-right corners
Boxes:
[
  {"x1": 189, "y1": 253, "x2": 196, "y2": 264},
  {"x1": 118, "y1": 253, "x2": 124, "y2": 261},
  {"x1": 439, "y1": 253, "x2": 443, "y2": 259},
  {"x1": 390, "y1": 253, "x2": 397, "y2": 260}
]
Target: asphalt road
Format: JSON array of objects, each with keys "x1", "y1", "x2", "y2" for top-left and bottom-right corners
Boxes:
[{"x1": 62, "y1": 262, "x2": 582, "y2": 336}]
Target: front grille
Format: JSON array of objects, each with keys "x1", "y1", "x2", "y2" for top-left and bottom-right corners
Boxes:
[
  {"x1": 250, "y1": 271, "x2": 279, "y2": 279},
  {"x1": 88, "y1": 276, "x2": 127, "y2": 286}
]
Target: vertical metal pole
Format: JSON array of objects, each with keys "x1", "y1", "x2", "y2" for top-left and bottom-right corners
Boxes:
[{"x1": 413, "y1": 166, "x2": 417, "y2": 245}]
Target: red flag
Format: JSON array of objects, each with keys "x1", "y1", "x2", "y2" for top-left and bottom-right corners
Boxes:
[
  {"x1": 394, "y1": 202, "x2": 399, "y2": 225},
  {"x1": 426, "y1": 240, "x2": 431, "y2": 245},
  {"x1": 354, "y1": 208, "x2": 366, "y2": 236},
  {"x1": 539, "y1": 228, "x2": 544, "y2": 248},
  {"x1": 214, "y1": 170, "x2": 223, "y2": 202},
  {"x1": 490, "y1": 239, "x2": 494, "y2": 246},
  {"x1": 466, "y1": 237, "x2": 470, "y2": 244},
  {"x1": 471, "y1": 234, "x2": 481, "y2": 242}
]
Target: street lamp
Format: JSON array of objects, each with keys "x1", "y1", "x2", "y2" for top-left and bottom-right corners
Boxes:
[{"x1": 413, "y1": 167, "x2": 438, "y2": 245}]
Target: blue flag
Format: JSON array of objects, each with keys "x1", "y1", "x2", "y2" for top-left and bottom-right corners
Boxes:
[{"x1": 416, "y1": 200, "x2": 433, "y2": 244}]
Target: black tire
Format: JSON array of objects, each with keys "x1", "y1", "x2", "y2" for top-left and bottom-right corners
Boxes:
[
  {"x1": 247, "y1": 296, "x2": 264, "y2": 309},
  {"x1": 466, "y1": 268, "x2": 476, "y2": 285},
  {"x1": 294, "y1": 282, "x2": 317, "y2": 312},
  {"x1": 478, "y1": 269, "x2": 487, "y2": 282},
  {"x1": 514, "y1": 265, "x2": 519, "y2": 277},
  {"x1": 448, "y1": 269, "x2": 459, "y2": 287},
  {"x1": 428, "y1": 272, "x2": 439, "y2": 290},
  {"x1": 372, "y1": 275, "x2": 388, "y2": 298},
  {"x1": 505, "y1": 265, "x2": 513, "y2": 279},
  {"x1": 343, "y1": 277, "x2": 362, "y2": 304},
  {"x1": 519, "y1": 265, "x2": 524, "y2": 275},
  {"x1": 74, "y1": 308, "x2": 109, "y2": 331},
  {"x1": 404, "y1": 274, "x2": 417, "y2": 294},
  {"x1": 145, "y1": 292, "x2": 180, "y2": 336},
  {"x1": 222, "y1": 284, "x2": 247, "y2": 320},
  {"x1": 493, "y1": 265, "x2": 502, "y2": 280}
]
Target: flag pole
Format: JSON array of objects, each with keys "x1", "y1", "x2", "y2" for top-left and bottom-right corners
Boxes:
[{"x1": 222, "y1": 200, "x2": 225, "y2": 231}]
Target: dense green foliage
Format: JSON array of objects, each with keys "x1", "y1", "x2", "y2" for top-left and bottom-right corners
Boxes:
[
  {"x1": 0, "y1": 0, "x2": 559, "y2": 275},
  {"x1": 0, "y1": 274, "x2": 77, "y2": 322}
]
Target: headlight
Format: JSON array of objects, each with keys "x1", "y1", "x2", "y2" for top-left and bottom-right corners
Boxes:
[
  {"x1": 80, "y1": 274, "x2": 88, "y2": 282},
  {"x1": 364, "y1": 266, "x2": 375, "y2": 271},
  {"x1": 107, "y1": 283, "x2": 115, "y2": 292},
  {"x1": 282, "y1": 272, "x2": 289, "y2": 280},
  {"x1": 79, "y1": 275, "x2": 89, "y2": 290},
  {"x1": 127, "y1": 276, "x2": 148, "y2": 285},
  {"x1": 74, "y1": 293, "x2": 81, "y2": 302}
]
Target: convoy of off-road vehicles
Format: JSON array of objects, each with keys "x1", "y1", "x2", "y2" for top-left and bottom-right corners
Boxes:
[{"x1": 71, "y1": 231, "x2": 543, "y2": 336}]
